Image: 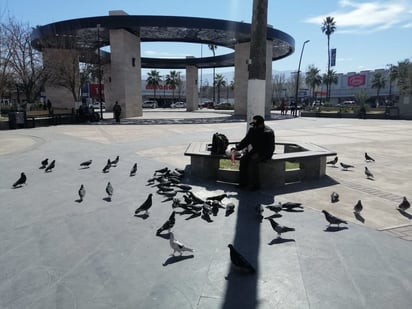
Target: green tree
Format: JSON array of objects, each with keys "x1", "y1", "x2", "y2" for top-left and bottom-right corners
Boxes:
[
  {"x1": 321, "y1": 16, "x2": 336, "y2": 102},
  {"x1": 371, "y1": 72, "x2": 386, "y2": 105},
  {"x1": 165, "y1": 70, "x2": 179, "y2": 102},
  {"x1": 146, "y1": 69, "x2": 162, "y2": 99},
  {"x1": 322, "y1": 69, "x2": 338, "y2": 100},
  {"x1": 214, "y1": 73, "x2": 226, "y2": 104},
  {"x1": 305, "y1": 65, "x2": 322, "y2": 100},
  {"x1": 393, "y1": 59, "x2": 412, "y2": 95}
]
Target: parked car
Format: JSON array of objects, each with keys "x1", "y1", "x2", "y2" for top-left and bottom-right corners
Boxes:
[
  {"x1": 214, "y1": 102, "x2": 234, "y2": 110},
  {"x1": 89, "y1": 102, "x2": 106, "y2": 112},
  {"x1": 171, "y1": 101, "x2": 186, "y2": 108},
  {"x1": 142, "y1": 100, "x2": 158, "y2": 108}
]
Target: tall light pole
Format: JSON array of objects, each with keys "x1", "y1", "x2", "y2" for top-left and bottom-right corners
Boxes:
[
  {"x1": 97, "y1": 24, "x2": 103, "y2": 120},
  {"x1": 294, "y1": 40, "x2": 310, "y2": 109}
]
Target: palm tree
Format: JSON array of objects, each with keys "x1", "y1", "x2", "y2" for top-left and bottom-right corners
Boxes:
[
  {"x1": 371, "y1": 72, "x2": 386, "y2": 106},
  {"x1": 165, "y1": 70, "x2": 179, "y2": 102},
  {"x1": 146, "y1": 70, "x2": 162, "y2": 100},
  {"x1": 214, "y1": 73, "x2": 226, "y2": 104},
  {"x1": 208, "y1": 44, "x2": 217, "y2": 103},
  {"x1": 322, "y1": 69, "x2": 338, "y2": 100},
  {"x1": 305, "y1": 65, "x2": 322, "y2": 101},
  {"x1": 321, "y1": 16, "x2": 336, "y2": 102}
]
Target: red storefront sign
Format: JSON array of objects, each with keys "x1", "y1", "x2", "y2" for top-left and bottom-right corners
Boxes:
[
  {"x1": 90, "y1": 84, "x2": 105, "y2": 98},
  {"x1": 348, "y1": 75, "x2": 365, "y2": 87}
]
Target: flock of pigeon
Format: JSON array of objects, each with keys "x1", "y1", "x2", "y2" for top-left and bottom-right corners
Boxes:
[
  {"x1": 326, "y1": 151, "x2": 410, "y2": 218},
  {"x1": 11, "y1": 150, "x2": 411, "y2": 275}
]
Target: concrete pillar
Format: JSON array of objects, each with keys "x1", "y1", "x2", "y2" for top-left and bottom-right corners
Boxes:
[
  {"x1": 265, "y1": 41, "x2": 273, "y2": 117},
  {"x1": 185, "y1": 60, "x2": 199, "y2": 112},
  {"x1": 43, "y1": 48, "x2": 79, "y2": 109},
  {"x1": 108, "y1": 10, "x2": 142, "y2": 118},
  {"x1": 234, "y1": 42, "x2": 249, "y2": 116}
]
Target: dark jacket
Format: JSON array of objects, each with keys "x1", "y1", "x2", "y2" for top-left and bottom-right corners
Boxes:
[{"x1": 236, "y1": 125, "x2": 275, "y2": 159}]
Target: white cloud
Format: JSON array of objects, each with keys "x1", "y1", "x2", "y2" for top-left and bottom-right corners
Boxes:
[
  {"x1": 305, "y1": 0, "x2": 412, "y2": 33},
  {"x1": 142, "y1": 50, "x2": 192, "y2": 58}
]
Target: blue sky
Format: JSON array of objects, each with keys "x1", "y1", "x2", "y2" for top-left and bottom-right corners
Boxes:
[{"x1": 2, "y1": 0, "x2": 412, "y2": 80}]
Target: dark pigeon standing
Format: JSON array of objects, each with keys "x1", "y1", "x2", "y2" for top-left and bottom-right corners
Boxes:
[
  {"x1": 365, "y1": 152, "x2": 375, "y2": 162},
  {"x1": 353, "y1": 200, "x2": 363, "y2": 213},
  {"x1": 281, "y1": 202, "x2": 303, "y2": 211},
  {"x1": 130, "y1": 163, "x2": 137, "y2": 176},
  {"x1": 134, "y1": 193, "x2": 153, "y2": 215},
  {"x1": 80, "y1": 160, "x2": 92, "y2": 168},
  {"x1": 327, "y1": 156, "x2": 338, "y2": 166},
  {"x1": 265, "y1": 202, "x2": 283, "y2": 213},
  {"x1": 331, "y1": 191, "x2": 339, "y2": 203},
  {"x1": 13, "y1": 172, "x2": 27, "y2": 188},
  {"x1": 365, "y1": 166, "x2": 374, "y2": 179},
  {"x1": 398, "y1": 197, "x2": 410, "y2": 212},
  {"x1": 156, "y1": 211, "x2": 176, "y2": 235},
  {"x1": 102, "y1": 159, "x2": 111, "y2": 173},
  {"x1": 322, "y1": 210, "x2": 348, "y2": 227},
  {"x1": 78, "y1": 184, "x2": 86, "y2": 202},
  {"x1": 227, "y1": 244, "x2": 255, "y2": 274},
  {"x1": 256, "y1": 204, "x2": 264, "y2": 222},
  {"x1": 225, "y1": 202, "x2": 235, "y2": 217},
  {"x1": 40, "y1": 158, "x2": 48, "y2": 169},
  {"x1": 111, "y1": 156, "x2": 119, "y2": 167},
  {"x1": 266, "y1": 218, "x2": 295, "y2": 238},
  {"x1": 340, "y1": 162, "x2": 354, "y2": 170},
  {"x1": 45, "y1": 160, "x2": 55, "y2": 172},
  {"x1": 105, "y1": 182, "x2": 113, "y2": 201}
]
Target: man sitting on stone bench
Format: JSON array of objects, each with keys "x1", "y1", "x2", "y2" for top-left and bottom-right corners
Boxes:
[{"x1": 231, "y1": 115, "x2": 275, "y2": 191}]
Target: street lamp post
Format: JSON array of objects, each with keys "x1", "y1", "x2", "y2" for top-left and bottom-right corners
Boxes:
[
  {"x1": 294, "y1": 40, "x2": 310, "y2": 112},
  {"x1": 97, "y1": 24, "x2": 103, "y2": 120}
]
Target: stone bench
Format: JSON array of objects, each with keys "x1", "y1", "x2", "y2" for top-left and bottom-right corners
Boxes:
[
  {"x1": 184, "y1": 141, "x2": 337, "y2": 189},
  {"x1": 26, "y1": 109, "x2": 75, "y2": 127}
]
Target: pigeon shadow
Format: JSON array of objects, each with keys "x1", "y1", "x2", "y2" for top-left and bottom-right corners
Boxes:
[
  {"x1": 264, "y1": 213, "x2": 282, "y2": 219},
  {"x1": 12, "y1": 185, "x2": 23, "y2": 189},
  {"x1": 366, "y1": 177, "x2": 375, "y2": 181},
  {"x1": 268, "y1": 237, "x2": 295, "y2": 245},
  {"x1": 354, "y1": 212, "x2": 365, "y2": 223},
  {"x1": 162, "y1": 254, "x2": 194, "y2": 266},
  {"x1": 324, "y1": 225, "x2": 349, "y2": 232},
  {"x1": 398, "y1": 209, "x2": 412, "y2": 220},
  {"x1": 79, "y1": 166, "x2": 90, "y2": 170},
  {"x1": 156, "y1": 232, "x2": 171, "y2": 240},
  {"x1": 102, "y1": 197, "x2": 112, "y2": 202},
  {"x1": 134, "y1": 213, "x2": 149, "y2": 220},
  {"x1": 75, "y1": 199, "x2": 83, "y2": 203},
  {"x1": 185, "y1": 213, "x2": 201, "y2": 220}
]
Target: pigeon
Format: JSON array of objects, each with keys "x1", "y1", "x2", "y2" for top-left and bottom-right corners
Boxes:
[
  {"x1": 327, "y1": 156, "x2": 338, "y2": 166},
  {"x1": 256, "y1": 204, "x2": 264, "y2": 222},
  {"x1": 40, "y1": 158, "x2": 48, "y2": 169},
  {"x1": 45, "y1": 160, "x2": 55, "y2": 172},
  {"x1": 281, "y1": 202, "x2": 303, "y2": 210},
  {"x1": 80, "y1": 160, "x2": 92, "y2": 168},
  {"x1": 111, "y1": 156, "x2": 119, "y2": 166},
  {"x1": 206, "y1": 193, "x2": 228, "y2": 202},
  {"x1": 398, "y1": 197, "x2": 410, "y2": 212},
  {"x1": 365, "y1": 166, "x2": 374, "y2": 179},
  {"x1": 175, "y1": 184, "x2": 192, "y2": 192},
  {"x1": 169, "y1": 232, "x2": 194, "y2": 256},
  {"x1": 154, "y1": 167, "x2": 169, "y2": 175},
  {"x1": 78, "y1": 184, "x2": 86, "y2": 202},
  {"x1": 322, "y1": 210, "x2": 348, "y2": 227},
  {"x1": 353, "y1": 200, "x2": 363, "y2": 213},
  {"x1": 135, "y1": 193, "x2": 153, "y2": 215},
  {"x1": 129, "y1": 163, "x2": 137, "y2": 176},
  {"x1": 340, "y1": 162, "x2": 354, "y2": 170},
  {"x1": 211, "y1": 200, "x2": 222, "y2": 216},
  {"x1": 186, "y1": 191, "x2": 205, "y2": 205},
  {"x1": 266, "y1": 218, "x2": 295, "y2": 238},
  {"x1": 105, "y1": 182, "x2": 113, "y2": 201},
  {"x1": 365, "y1": 152, "x2": 375, "y2": 162},
  {"x1": 156, "y1": 211, "x2": 176, "y2": 235},
  {"x1": 102, "y1": 159, "x2": 111, "y2": 173},
  {"x1": 227, "y1": 244, "x2": 255, "y2": 274},
  {"x1": 13, "y1": 172, "x2": 27, "y2": 188},
  {"x1": 265, "y1": 203, "x2": 283, "y2": 213},
  {"x1": 225, "y1": 202, "x2": 235, "y2": 216},
  {"x1": 331, "y1": 191, "x2": 339, "y2": 203}
]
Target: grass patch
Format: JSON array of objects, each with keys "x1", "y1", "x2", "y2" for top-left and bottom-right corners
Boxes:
[{"x1": 220, "y1": 159, "x2": 299, "y2": 170}]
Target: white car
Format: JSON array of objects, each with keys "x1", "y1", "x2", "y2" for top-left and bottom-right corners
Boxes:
[
  {"x1": 171, "y1": 101, "x2": 186, "y2": 108},
  {"x1": 143, "y1": 100, "x2": 158, "y2": 108},
  {"x1": 89, "y1": 102, "x2": 106, "y2": 111}
]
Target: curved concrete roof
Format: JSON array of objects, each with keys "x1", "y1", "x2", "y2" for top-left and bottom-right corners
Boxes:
[{"x1": 31, "y1": 15, "x2": 295, "y2": 69}]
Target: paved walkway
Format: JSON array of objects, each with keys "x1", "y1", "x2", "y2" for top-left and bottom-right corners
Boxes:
[{"x1": 0, "y1": 112, "x2": 411, "y2": 308}]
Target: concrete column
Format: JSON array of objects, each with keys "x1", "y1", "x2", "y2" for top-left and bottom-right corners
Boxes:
[
  {"x1": 108, "y1": 11, "x2": 142, "y2": 118},
  {"x1": 265, "y1": 40, "x2": 273, "y2": 117},
  {"x1": 43, "y1": 48, "x2": 79, "y2": 109},
  {"x1": 234, "y1": 42, "x2": 250, "y2": 116},
  {"x1": 185, "y1": 60, "x2": 199, "y2": 112}
]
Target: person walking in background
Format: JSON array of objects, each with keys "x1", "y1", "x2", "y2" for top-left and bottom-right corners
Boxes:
[{"x1": 113, "y1": 101, "x2": 122, "y2": 123}]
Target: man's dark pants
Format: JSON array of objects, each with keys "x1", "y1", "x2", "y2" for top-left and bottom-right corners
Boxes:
[{"x1": 239, "y1": 152, "x2": 266, "y2": 189}]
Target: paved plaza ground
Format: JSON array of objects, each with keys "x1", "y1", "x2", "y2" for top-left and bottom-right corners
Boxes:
[{"x1": 0, "y1": 111, "x2": 412, "y2": 308}]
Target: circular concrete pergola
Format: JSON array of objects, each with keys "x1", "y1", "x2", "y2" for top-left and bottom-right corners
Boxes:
[{"x1": 31, "y1": 13, "x2": 295, "y2": 117}]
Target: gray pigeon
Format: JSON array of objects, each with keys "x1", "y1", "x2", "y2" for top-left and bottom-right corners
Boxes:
[
  {"x1": 331, "y1": 191, "x2": 339, "y2": 203},
  {"x1": 80, "y1": 160, "x2": 92, "y2": 168},
  {"x1": 281, "y1": 202, "x2": 303, "y2": 210},
  {"x1": 130, "y1": 163, "x2": 137, "y2": 176},
  {"x1": 365, "y1": 152, "x2": 375, "y2": 162},
  {"x1": 13, "y1": 172, "x2": 27, "y2": 188},
  {"x1": 340, "y1": 162, "x2": 354, "y2": 170},
  {"x1": 225, "y1": 202, "x2": 235, "y2": 217},
  {"x1": 102, "y1": 159, "x2": 111, "y2": 173},
  {"x1": 40, "y1": 158, "x2": 48, "y2": 169},
  {"x1": 365, "y1": 166, "x2": 374, "y2": 179},
  {"x1": 135, "y1": 193, "x2": 153, "y2": 215},
  {"x1": 322, "y1": 210, "x2": 348, "y2": 227},
  {"x1": 156, "y1": 211, "x2": 176, "y2": 235},
  {"x1": 111, "y1": 156, "x2": 119, "y2": 166},
  {"x1": 169, "y1": 232, "x2": 194, "y2": 256},
  {"x1": 105, "y1": 182, "x2": 113, "y2": 201},
  {"x1": 354, "y1": 200, "x2": 363, "y2": 213},
  {"x1": 78, "y1": 184, "x2": 86, "y2": 202},
  {"x1": 327, "y1": 156, "x2": 338, "y2": 166},
  {"x1": 45, "y1": 160, "x2": 55, "y2": 172},
  {"x1": 228, "y1": 244, "x2": 255, "y2": 274},
  {"x1": 265, "y1": 202, "x2": 282, "y2": 213},
  {"x1": 398, "y1": 197, "x2": 410, "y2": 212},
  {"x1": 256, "y1": 204, "x2": 264, "y2": 222},
  {"x1": 266, "y1": 218, "x2": 295, "y2": 238}
]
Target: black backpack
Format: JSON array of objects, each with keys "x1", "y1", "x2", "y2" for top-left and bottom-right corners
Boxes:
[{"x1": 210, "y1": 133, "x2": 229, "y2": 155}]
